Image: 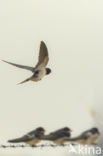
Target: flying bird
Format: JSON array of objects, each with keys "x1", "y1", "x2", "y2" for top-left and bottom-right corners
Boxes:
[
  {"x1": 41, "y1": 127, "x2": 72, "y2": 145},
  {"x1": 2, "y1": 41, "x2": 51, "y2": 84},
  {"x1": 8, "y1": 127, "x2": 45, "y2": 146},
  {"x1": 67, "y1": 127, "x2": 100, "y2": 145}
]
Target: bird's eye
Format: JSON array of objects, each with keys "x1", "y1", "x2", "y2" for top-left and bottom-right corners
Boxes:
[{"x1": 35, "y1": 71, "x2": 39, "y2": 74}]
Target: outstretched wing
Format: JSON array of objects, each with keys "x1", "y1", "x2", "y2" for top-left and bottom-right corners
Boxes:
[
  {"x1": 2, "y1": 60, "x2": 34, "y2": 72},
  {"x1": 34, "y1": 41, "x2": 49, "y2": 71}
]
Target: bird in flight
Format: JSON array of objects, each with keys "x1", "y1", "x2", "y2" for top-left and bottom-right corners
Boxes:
[
  {"x1": 67, "y1": 127, "x2": 100, "y2": 145},
  {"x1": 8, "y1": 127, "x2": 45, "y2": 146},
  {"x1": 42, "y1": 127, "x2": 72, "y2": 145},
  {"x1": 2, "y1": 41, "x2": 51, "y2": 84}
]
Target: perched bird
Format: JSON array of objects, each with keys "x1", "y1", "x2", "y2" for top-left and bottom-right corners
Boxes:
[
  {"x1": 67, "y1": 127, "x2": 100, "y2": 145},
  {"x1": 2, "y1": 41, "x2": 51, "y2": 84},
  {"x1": 8, "y1": 127, "x2": 45, "y2": 146},
  {"x1": 42, "y1": 127, "x2": 72, "y2": 145}
]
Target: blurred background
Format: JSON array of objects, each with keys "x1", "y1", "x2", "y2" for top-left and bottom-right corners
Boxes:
[{"x1": 0, "y1": 0, "x2": 103, "y2": 155}]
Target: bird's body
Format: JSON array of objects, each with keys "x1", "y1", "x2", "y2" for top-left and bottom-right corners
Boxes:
[
  {"x1": 8, "y1": 127, "x2": 45, "y2": 146},
  {"x1": 67, "y1": 127, "x2": 100, "y2": 145},
  {"x1": 2, "y1": 41, "x2": 51, "y2": 84},
  {"x1": 19, "y1": 67, "x2": 47, "y2": 84},
  {"x1": 52, "y1": 137, "x2": 69, "y2": 145},
  {"x1": 69, "y1": 134, "x2": 99, "y2": 145},
  {"x1": 30, "y1": 67, "x2": 47, "y2": 82},
  {"x1": 77, "y1": 134, "x2": 99, "y2": 145},
  {"x1": 42, "y1": 127, "x2": 72, "y2": 145},
  {"x1": 25, "y1": 139, "x2": 40, "y2": 145}
]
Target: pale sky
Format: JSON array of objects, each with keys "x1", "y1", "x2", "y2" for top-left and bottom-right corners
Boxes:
[{"x1": 0, "y1": 0, "x2": 103, "y2": 156}]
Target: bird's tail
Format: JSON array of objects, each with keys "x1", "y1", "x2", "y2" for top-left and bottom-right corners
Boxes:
[
  {"x1": 18, "y1": 78, "x2": 30, "y2": 85},
  {"x1": 8, "y1": 137, "x2": 24, "y2": 143}
]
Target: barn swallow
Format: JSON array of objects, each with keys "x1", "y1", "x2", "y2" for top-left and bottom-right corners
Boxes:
[
  {"x1": 67, "y1": 127, "x2": 100, "y2": 145},
  {"x1": 42, "y1": 127, "x2": 72, "y2": 145},
  {"x1": 8, "y1": 127, "x2": 45, "y2": 146},
  {"x1": 2, "y1": 41, "x2": 51, "y2": 84}
]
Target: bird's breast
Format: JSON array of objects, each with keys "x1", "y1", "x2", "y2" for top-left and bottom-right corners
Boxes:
[
  {"x1": 31, "y1": 68, "x2": 46, "y2": 81},
  {"x1": 53, "y1": 138, "x2": 67, "y2": 144},
  {"x1": 76, "y1": 134, "x2": 99, "y2": 145},
  {"x1": 86, "y1": 134, "x2": 99, "y2": 144},
  {"x1": 38, "y1": 68, "x2": 46, "y2": 78},
  {"x1": 25, "y1": 139, "x2": 40, "y2": 145}
]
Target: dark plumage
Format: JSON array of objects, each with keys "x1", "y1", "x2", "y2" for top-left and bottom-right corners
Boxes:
[
  {"x1": 41, "y1": 127, "x2": 72, "y2": 144},
  {"x1": 8, "y1": 127, "x2": 45, "y2": 145}
]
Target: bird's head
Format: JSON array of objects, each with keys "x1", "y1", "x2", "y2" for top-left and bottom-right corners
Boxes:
[
  {"x1": 46, "y1": 68, "x2": 51, "y2": 75},
  {"x1": 91, "y1": 127, "x2": 100, "y2": 134},
  {"x1": 63, "y1": 127, "x2": 72, "y2": 133},
  {"x1": 36, "y1": 127, "x2": 45, "y2": 135}
]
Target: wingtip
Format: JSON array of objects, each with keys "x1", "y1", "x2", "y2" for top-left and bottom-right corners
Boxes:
[
  {"x1": 17, "y1": 82, "x2": 25, "y2": 85},
  {"x1": 17, "y1": 82, "x2": 21, "y2": 85},
  {"x1": 1, "y1": 60, "x2": 5, "y2": 62},
  {"x1": 41, "y1": 40, "x2": 44, "y2": 43},
  {"x1": 1, "y1": 60, "x2": 9, "y2": 64},
  {"x1": 41, "y1": 41, "x2": 45, "y2": 44},
  {"x1": 17, "y1": 81, "x2": 25, "y2": 85}
]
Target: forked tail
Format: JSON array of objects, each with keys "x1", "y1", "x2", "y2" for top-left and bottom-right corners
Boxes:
[{"x1": 18, "y1": 78, "x2": 30, "y2": 85}]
